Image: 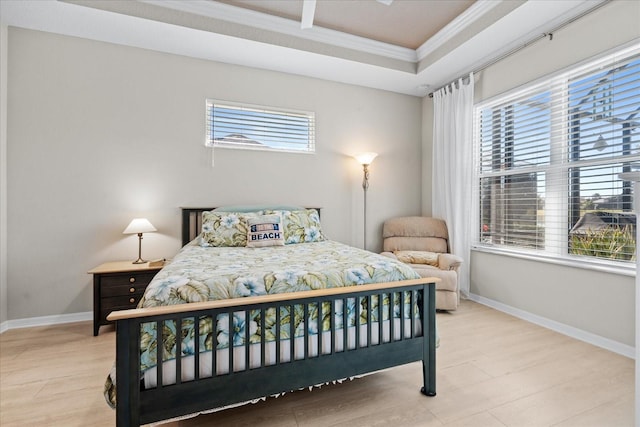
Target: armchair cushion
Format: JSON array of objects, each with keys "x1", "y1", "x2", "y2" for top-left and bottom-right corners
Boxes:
[
  {"x1": 393, "y1": 250, "x2": 439, "y2": 266},
  {"x1": 383, "y1": 216, "x2": 449, "y2": 240},
  {"x1": 382, "y1": 217, "x2": 450, "y2": 253},
  {"x1": 380, "y1": 253, "x2": 458, "y2": 295}
]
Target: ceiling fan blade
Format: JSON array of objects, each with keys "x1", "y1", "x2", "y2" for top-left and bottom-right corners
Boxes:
[
  {"x1": 301, "y1": 0, "x2": 316, "y2": 29},
  {"x1": 376, "y1": 0, "x2": 394, "y2": 5}
]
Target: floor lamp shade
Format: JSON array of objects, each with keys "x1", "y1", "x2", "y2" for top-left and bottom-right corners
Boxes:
[
  {"x1": 123, "y1": 218, "x2": 157, "y2": 264},
  {"x1": 355, "y1": 152, "x2": 378, "y2": 166}
]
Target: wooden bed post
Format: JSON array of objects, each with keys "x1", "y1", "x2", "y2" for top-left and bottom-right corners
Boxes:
[
  {"x1": 181, "y1": 209, "x2": 193, "y2": 247},
  {"x1": 115, "y1": 318, "x2": 141, "y2": 427},
  {"x1": 421, "y1": 282, "x2": 437, "y2": 396}
]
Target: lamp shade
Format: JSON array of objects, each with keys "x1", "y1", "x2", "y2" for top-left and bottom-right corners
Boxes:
[
  {"x1": 123, "y1": 218, "x2": 157, "y2": 234},
  {"x1": 354, "y1": 152, "x2": 378, "y2": 165}
]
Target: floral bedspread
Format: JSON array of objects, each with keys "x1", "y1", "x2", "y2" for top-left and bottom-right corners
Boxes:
[
  {"x1": 141, "y1": 240, "x2": 420, "y2": 305},
  {"x1": 104, "y1": 240, "x2": 421, "y2": 407}
]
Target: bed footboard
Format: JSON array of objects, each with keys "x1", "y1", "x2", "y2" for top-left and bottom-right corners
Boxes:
[{"x1": 109, "y1": 278, "x2": 437, "y2": 427}]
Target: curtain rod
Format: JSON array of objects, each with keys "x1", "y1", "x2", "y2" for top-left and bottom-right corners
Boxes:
[{"x1": 427, "y1": 0, "x2": 611, "y2": 98}]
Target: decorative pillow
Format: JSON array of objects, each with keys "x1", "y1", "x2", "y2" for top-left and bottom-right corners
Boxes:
[
  {"x1": 394, "y1": 250, "x2": 439, "y2": 266},
  {"x1": 264, "y1": 209, "x2": 325, "y2": 244},
  {"x1": 246, "y1": 215, "x2": 285, "y2": 248},
  {"x1": 200, "y1": 211, "x2": 259, "y2": 247}
]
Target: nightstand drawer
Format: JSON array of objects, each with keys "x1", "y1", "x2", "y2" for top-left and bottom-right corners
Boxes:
[
  {"x1": 101, "y1": 271, "x2": 157, "y2": 288},
  {"x1": 101, "y1": 295, "x2": 143, "y2": 316},
  {"x1": 101, "y1": 282, "x2": 148, "y2": 298}
]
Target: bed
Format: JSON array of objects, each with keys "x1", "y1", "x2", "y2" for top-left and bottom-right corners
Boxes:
[{"x1": 105, "y1": 207, "x2": 438, "y2": 426}]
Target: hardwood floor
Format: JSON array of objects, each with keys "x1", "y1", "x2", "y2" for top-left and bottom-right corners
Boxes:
[{"x1": 0, "y1": 300, "x2": 633, "y2": 426}]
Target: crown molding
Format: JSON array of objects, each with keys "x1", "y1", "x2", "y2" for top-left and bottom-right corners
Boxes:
[
  {"x1": 142, "y1": 0, "x2": 508, "y2": 68},
  {"x1": 139, "y1": 0, "x2": 418, "y2": 62},
  {"x1": 415, "y1": 0, "x2": 504, "y2": 61}
]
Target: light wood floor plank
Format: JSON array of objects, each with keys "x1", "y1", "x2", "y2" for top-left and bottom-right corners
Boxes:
[{"x1": 0, "y1": 300, "x2": 632, "y2": 426}]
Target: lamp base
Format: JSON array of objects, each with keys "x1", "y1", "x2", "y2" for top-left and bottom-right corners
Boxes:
[{"x1": 132, "y1": 233, "x2": 147, "y2": 264}]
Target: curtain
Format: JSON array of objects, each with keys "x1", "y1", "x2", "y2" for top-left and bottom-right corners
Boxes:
[{"x1": 432, "y1": 73, "x2": 474, "y2": 297}]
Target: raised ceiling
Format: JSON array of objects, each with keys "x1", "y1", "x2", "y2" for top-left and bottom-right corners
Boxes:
[
  {"x1": 0, "y1": 0, "x2": 608, "y2": 96},
  {"x1": 215, "y1": 0, "x2": 476, "y2": 49}
]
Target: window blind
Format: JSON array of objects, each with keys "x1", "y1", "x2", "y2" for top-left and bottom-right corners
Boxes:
[
  {"x1": 206, "y1": 100, "x2": 315, "y2": 153},
  {"x1": 475, "y1": 44, "x2": 640, "y2": 264}
]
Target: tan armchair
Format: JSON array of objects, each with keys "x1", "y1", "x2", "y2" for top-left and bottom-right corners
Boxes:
[{"x1": 380, "y1": 216, "x2": 462, "y2": 311}]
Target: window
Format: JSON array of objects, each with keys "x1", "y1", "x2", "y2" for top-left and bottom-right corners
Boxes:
[
  {"x1": 475, "y1": 45, "x2": 640, "y2": 265},
  {"x1": 206, "y1": 100, "x2": 315, "y2": 153}
]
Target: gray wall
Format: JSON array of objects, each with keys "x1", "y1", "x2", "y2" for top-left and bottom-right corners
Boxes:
[
  {"x1": 469, "y1": 0, "x2": 640, "y2": 348},
  {"x1": 5, "y1": 28, "x2": 422, "y2": 321}
]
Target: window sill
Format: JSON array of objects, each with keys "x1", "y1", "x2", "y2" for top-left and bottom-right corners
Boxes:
[{"x1": 471, "y1": 245, "x2": 636, "y2": 277}]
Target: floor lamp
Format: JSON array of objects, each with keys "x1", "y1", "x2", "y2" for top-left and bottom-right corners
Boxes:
[{"x1": 354, "y1": 152, "x2": 378, "y2": 250}]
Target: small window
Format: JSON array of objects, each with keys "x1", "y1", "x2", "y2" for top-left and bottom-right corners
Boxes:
[{"x1": 206, "y1": 100, "x2": 315, "y2": 153}]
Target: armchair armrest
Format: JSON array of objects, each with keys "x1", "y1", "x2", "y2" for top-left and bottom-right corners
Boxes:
[
  {"x1": 380, "y1": 251, "x2": 398, "y2": 260},
  {"x1": 438, "y1": 253, "x2": 463, "y2": 271}
]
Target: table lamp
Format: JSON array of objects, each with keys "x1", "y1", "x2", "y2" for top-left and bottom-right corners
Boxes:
[{"x1": 123, "y1": 218, "x2": 157, "y2": 264}]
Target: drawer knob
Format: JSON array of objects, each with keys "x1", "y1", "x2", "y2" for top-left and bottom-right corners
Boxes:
[
  {"x1": 129, "y1": 287, "x2": 135, "y2": 293},
  {"x1": 129, "y1": 277, "x2": 136, "y2": 283},
  {"x1": 129, "y1": 298, "x2": 135, "y2": 304}
]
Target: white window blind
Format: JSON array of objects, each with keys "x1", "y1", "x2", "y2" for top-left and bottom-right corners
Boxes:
[
  {"x1": 475, "y1": 44, "x2": 640, "y2": 265},
  {"x1": 206, "y1": 100, "x2": 315, "y2": 153}
]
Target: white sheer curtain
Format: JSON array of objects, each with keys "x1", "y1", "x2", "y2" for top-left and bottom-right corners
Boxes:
[{"x1": 432, "y1": 73, "x2": 474, "y2": 297}]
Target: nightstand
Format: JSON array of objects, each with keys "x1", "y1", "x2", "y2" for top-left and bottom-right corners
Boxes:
[{"x1": 88, "y1": 261, "x2": 163, "y2": 336}]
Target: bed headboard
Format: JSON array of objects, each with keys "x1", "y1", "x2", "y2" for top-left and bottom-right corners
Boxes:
[{"x1": 181, "y1": 207, "x2": 321, "y2": 246}]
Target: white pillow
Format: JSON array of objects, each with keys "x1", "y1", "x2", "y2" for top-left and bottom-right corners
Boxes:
[{"x1": 246, "y1": 215, "x2": 285, "y2": 248}]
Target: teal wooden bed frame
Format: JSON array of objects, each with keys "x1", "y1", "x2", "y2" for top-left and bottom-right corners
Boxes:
[{"x1": 108, "y1": 208, "x2": 437, "y2": 426}]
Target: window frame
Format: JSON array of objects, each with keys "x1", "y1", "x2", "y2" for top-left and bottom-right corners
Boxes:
[
  {"x1": 473, "y1": 42, "x2": 640, "y2": 273},
  {"x1": 205, "y1": 99, "x2": 316, "y2": 154}
]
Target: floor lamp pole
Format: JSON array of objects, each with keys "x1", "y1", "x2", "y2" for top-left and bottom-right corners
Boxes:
[
  {"x1": 354, "y1": 152, "x2": 377, "y2": 251},
  {"x1": 362, "y1": 163, "x2": 370, "y2": 250}
]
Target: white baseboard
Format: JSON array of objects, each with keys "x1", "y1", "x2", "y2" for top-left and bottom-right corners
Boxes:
[
  {"x1": 468, "y1": 293, "x2": 635, "y2": 360},
  {"x1": 0, "y1": 311, "x2": 92, "y2": 334}
]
